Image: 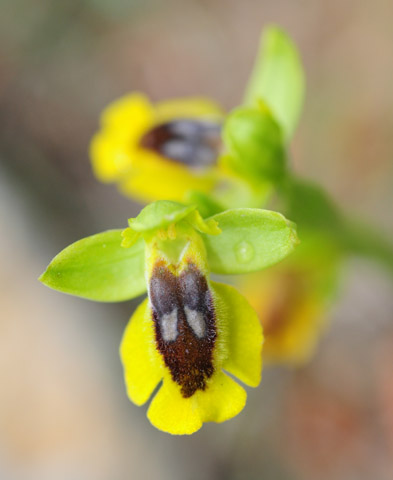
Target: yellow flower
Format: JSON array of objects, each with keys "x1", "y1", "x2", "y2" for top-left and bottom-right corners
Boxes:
[
  {"x1": 120, "y1": 221, "x2": 263, "y2": 435},
  {"x1": 90, "y1": 93, "x2": 225, "y2": 203},
  {"x1": 39, "y1": 198, "x2": 299, "y2": 434},
  {"x1": 239, "y1": 244, "x2": 338, "y2": 366}
]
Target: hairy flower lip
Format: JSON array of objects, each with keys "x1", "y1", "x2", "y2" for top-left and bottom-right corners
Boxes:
[
  {"x1": 120, "y1": 278, "x2": 263, "y2": 435},
  {"x1": 120, "y1": 216, "x2": 263, "y2": 435}
]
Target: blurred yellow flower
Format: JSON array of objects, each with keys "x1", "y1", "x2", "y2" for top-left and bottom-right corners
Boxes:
[
  {"x1": 90, "y1": 93, "x2": 225, "y2": 203},
  {"x1": 239, "y1": 244, "x2": 338, "y2": 366}
]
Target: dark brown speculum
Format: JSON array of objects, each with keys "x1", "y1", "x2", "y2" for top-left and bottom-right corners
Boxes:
[
  {"x1": 149, "y1": 261, "x2": 217, "y2": 398},
  {"x1": 140, "y1": 119, "x2": 222, "y2": 168}
]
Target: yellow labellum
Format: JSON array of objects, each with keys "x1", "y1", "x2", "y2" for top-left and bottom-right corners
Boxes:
[{"x1": 120, "y1": 230, "x2": 263, "y2": 435}]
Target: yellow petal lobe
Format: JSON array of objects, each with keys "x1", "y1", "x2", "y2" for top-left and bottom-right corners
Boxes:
[
  {"x1": 101, "y1": 93, "x2": 154, "y2": 134},
  {"x1": 213, "y1": 282, "x2": 263, "y2": 387},
  {"x1": 119, "y1": 149, "x2": 216, "y2": 203},
  {"x1": 147, "y1": 371, "x2": 246, "y2": 435},
  {"x1": 120, "y1": 299, "x2": 163, "y2": 406}
]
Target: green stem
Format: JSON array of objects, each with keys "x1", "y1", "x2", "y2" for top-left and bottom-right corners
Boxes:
[{"x1": 339, "y1": 218, "x2": 393, "y2": 276}]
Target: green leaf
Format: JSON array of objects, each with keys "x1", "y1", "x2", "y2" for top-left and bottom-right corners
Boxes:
[
  {"x1": 39, "y1": 230, "x2": 146, "y2": 302},
  {"x1": 244, "y1": 25, "x2": 305, "y2": 142},
  {"x1": 203, "y1": 208, "x2": 298, "y2": 274},
  {"x1": 223, "y1": 105, "x2": 286, "y2": 182},
  {"x1": 340, "y1": 219, "x2": 393, "y2": 276}
]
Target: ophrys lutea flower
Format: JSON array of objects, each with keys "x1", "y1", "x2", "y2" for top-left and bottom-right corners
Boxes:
[
  {"x1": 238, "y1": 238, "x2": 340, "y2": 366},
  {"x1": 89, "y1": 93, "x2": 269, "y2": 212},
  {"x1": 90, "y1": 93, "x2": 225, "y2": 204},
  {"x1": 40, "y1": 201, "x2": 298, "y2": 434}
]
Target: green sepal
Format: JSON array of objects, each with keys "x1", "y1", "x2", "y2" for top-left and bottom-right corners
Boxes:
[
  {"x1": 127, "y1": 200, "x2": 221, "y2": 237},
  {"x1": 39, "y1": 230, "x2": 146, "y2": 302},
  {"x1": 203, "y1": 208, "x2": 299, "y2": 274},
  {"x1": 244, "y1": 25, "x2": 305, "y2": 142},
  {"x1": 223, "y1": 105, "x2": 286, "y2": 183},
  {"x1": 187, "y1": 210, "x2": 221, "y2": 235},
  {"x1": 128, "y1": 201, "x2": 195, "y2": 232}
]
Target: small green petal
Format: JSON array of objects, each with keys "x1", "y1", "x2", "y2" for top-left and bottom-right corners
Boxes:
[{"x1": 187, "y1": 210, "x2": 221, "y2": 236}]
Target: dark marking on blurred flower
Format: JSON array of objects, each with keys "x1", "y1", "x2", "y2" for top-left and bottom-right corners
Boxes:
[{"x1": 140, "y1": 120, "x2": 222, "y2": 168}]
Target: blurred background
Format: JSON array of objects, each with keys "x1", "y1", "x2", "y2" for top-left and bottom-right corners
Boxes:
[{"x1": 1, "y1": 0, "x2": 393, "y2": 479}]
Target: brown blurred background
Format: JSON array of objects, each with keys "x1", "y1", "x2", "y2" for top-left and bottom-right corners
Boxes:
[{"x1": 1, "y1": 1, "x2": 393, "y2": 479}]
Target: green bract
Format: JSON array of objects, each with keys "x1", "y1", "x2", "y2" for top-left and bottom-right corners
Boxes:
[
  {"x1": 203, "y1": 208, "x2": 298, "y2": 274},
  {"x1": 223, "y1": 105, "x2": 285, "y2": 182},
  {"x1": 244, "y1": 25, "x2": 305, "y2": 142},
  {"x1": 39, "y1": 230, "x2": 146, "y2": 302},
  {"x1": 40, "y1": 201, "x2": 298, "y2": 302}
]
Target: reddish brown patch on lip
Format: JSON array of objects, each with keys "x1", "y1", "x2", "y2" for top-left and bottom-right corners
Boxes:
[{"x1": 149, "y1": 261, "x2": 217, "y2": 398}]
